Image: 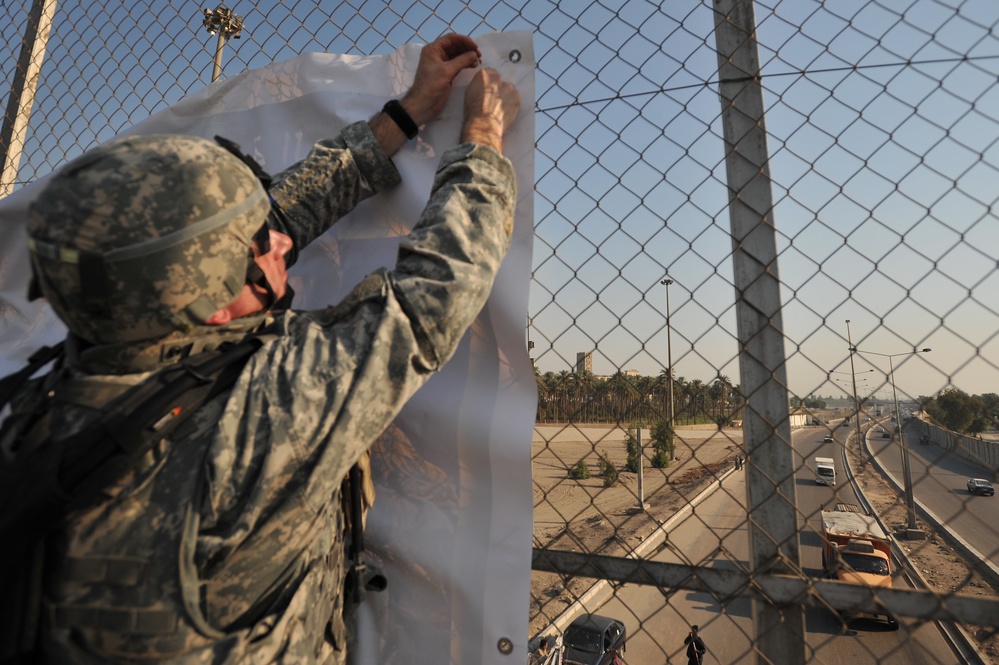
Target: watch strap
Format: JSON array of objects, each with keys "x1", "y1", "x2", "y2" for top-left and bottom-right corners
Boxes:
[{"x1": 382, "y1": 99, "x2": 419, "y2": 140}]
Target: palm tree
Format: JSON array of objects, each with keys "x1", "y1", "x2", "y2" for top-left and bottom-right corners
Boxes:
[
  {"x1": 713, "y1": 374, "x2": 736, "y2": 424},
  {"x1": 553, "y1": 370, "x2": 570, "y2": 423},
  {"x1": 534, "y1": 366, "x2": 548, "y2": 422},
  {"x1": 576, "y1": 370, "x2": 597, "y2": 422},
  {"x1": 673, "y1": 375, "x2": 689, "y2": 425},
  {"x1": 606, "y1": 371, "x2": 639, "y2": 424},
  {"x1": 687, "y1": 379, "x2": 705, "y2": 423}
]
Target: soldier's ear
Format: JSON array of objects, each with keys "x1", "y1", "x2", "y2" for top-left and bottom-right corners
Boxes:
[{"x1": 206, "y1": 308, "x2": 233, "y2": 325}]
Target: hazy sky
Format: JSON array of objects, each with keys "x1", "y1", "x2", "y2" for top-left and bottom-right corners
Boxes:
[{"x1": 2, "y1": 0, "x2": 997, "y2": 399}]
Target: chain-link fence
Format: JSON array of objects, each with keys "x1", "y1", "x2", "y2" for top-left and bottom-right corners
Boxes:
[{"x1": 3, "y1": 1, "x2": 999, "y2": 663}]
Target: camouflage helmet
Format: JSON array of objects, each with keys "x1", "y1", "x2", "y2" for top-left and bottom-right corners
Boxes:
[{"x1": 26, "y1": 134, "x2": 271, "y2": 344}]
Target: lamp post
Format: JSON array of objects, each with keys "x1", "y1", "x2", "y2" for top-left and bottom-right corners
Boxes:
[
  {"x1": 203, "y1": 5, "x2": 244, "y2": 82},
  {"x1": 845, "y1": 321, "x2": 866, "y2": 464},
  {"x1": 661, "y1": 278, "x2": 675, "y2": 433},
  {"x1": 851, "y1": 346, "x2": 932, "y2": 532}
]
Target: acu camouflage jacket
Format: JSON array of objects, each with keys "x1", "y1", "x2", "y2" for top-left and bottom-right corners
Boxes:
[{"x1": 27, "y1": 121, "x2": 516, "y2": 664}]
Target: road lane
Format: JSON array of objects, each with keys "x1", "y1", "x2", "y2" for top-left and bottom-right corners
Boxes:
[
  {"x1": 586, "y1": 426, "x2": 956, "y2": 664},
  {"x1": 868, "y1": 422, "x2": 999, "y2": 565}
]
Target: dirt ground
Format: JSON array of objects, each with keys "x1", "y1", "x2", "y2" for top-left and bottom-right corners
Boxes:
[
  {"x1": 530, "y1": 421, "x2": 999, "y2": 662},
  {"x1": 530, "y1": 424, "x2": 742, "y2": 637}
]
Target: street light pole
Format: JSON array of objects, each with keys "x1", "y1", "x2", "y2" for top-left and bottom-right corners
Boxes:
[
  {"x1": 886, "y1": 355, "x2": 915, "y2": 528},
  {"x1": 661, "y1": 279, "x2": 675, "y2": 434},
  {"x1": 845, "y1": 321, "x2": 865, "y2": 463},
  {"x1": 203, "y1": 5, "x2": 244, "y2": 83},
  {"x1": 852, "y1": 346, "x2": 932, "y2": 533}
]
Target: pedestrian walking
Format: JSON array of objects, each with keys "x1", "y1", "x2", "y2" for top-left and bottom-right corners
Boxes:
[{"x1": 684, "y1": 624, "x2": 707, "y2": 665}]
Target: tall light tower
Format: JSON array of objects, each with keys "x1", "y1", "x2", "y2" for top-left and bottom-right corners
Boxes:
[
  {"x1": 845, "y1": 321, "x2": 865, "y2": 463},
  {"x1": 661, "y1": 278, "x2": 676, "y2": 433},
  {"x1": 203, "y1": 5, "x2": 244, "y2": 83}
]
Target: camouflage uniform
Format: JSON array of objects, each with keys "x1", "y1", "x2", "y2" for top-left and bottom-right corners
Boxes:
[{"x1": 22, "y1": 121, "x2": 516, "y2": 664}]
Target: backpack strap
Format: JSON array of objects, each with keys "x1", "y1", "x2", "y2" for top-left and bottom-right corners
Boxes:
[
  {"x1": 0, "y1": 338, "x2": 266, "y2": 662},
  {"x1": 0, "y1": 337, "x2": 266, "y2": 538}
]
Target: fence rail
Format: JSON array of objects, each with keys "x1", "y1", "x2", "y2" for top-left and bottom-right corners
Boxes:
[{"x1": 3, "y1": 1, "x2": 999, "y2": 663}]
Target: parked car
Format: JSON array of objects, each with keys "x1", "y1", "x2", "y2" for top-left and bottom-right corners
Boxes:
[
  {"x1": 562, "y1": 614, "x2": 626, "y2": 665},
  {"x1": 967, "y1": 479, "x2": 995, "y2": 496}
]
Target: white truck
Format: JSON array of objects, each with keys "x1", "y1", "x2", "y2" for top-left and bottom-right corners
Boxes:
[
  {"x1": 814, "y1": 456, "x2": 836, "y2": 485},
  {"x1": 820, "y1": 504, "x2": 897, "y2": 629}
]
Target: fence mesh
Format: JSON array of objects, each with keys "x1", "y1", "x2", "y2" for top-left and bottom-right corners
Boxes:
[{"x1": 3, "y1": 1, "x2": 999, "y2": 663}]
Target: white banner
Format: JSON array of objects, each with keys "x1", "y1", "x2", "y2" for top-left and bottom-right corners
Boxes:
[{"x1": 0, "y1": 31, "x2": 536, "y2": 665}]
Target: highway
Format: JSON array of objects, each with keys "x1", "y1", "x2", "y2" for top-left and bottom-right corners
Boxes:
[
  {"x1": 868, "y1": 421, "x2": 999, "y2": 566},
  {"x1": 590, "y1": 425, "x2": 958, "y2": 664}
]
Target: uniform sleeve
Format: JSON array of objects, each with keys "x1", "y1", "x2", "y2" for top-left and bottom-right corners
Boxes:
[
  {"x1": 292, "y1": 141, "x2": 517, "y2": 481},
  {"x1": 202, "y1": 142, "x2": 516, "y2": 541},
  {"x1": 267, "y1": 121, "x2": 402, "y2": 267}
]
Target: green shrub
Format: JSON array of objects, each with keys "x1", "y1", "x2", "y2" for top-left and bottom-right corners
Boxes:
[
  {"x1": 624, "y1": 425, "x2": 641, "y2": 473},
  {"x1": 570, "y1": 459, "x2": 591, "y2": 480},
  {"x1": 651, "y1": 450, "x2": 671, "y2": 469},
  {"x1": 599, "y1": 455, "x2": 618, "y2": 487},
  {"x1": 650, "y1": 419, "x2": 675, "y2": 468}
]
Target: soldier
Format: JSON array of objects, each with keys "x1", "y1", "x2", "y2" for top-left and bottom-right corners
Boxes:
[{"x1": 4, "y1": 33, "x2": 519, "y2": 663}]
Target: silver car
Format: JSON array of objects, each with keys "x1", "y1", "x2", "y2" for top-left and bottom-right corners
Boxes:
[{"x1": 967, "y1": 478, "x2": 995, "y2": 496}]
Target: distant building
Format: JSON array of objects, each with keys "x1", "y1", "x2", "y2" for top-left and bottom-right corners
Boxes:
[
  {"x1": 575, "y1": 352, "x2": 592, "y2": 374},
  {"x1": 624, "y1": 369, "x2": 640, "y2": 377}
]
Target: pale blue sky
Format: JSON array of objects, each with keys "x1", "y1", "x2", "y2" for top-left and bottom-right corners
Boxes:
[{"x1": 2, "y1": 0, "x2": 997, "y2": 399}]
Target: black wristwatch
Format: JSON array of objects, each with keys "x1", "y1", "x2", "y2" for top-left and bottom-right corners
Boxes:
[{"x1": 382, "y1": 99, "x2": 419, "y2": 140}]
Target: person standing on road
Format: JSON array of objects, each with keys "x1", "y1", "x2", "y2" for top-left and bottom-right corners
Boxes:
[{"x1": 684, "y1": 624, "x2": 707, "y2": 665}]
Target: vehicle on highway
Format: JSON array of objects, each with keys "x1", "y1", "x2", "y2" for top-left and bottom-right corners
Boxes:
[
  {"x1": 822, "y1": 435, "x2": 833, "y2": 443},
  {"x1": 967, "y1": 478, "x2": 995, "y2": 496},
  {"x1": 562, "y1": 614, "x2": 626, "y2": 665},
  {"x1": 881, "y1": 431, "x2": 891, "y2": 439},
  {"x1": 814, "y1": 456, "x2": 836, "y2": 485},
  {"x1": 820, "y1": 503, "x2": 898, "y2": 629}
]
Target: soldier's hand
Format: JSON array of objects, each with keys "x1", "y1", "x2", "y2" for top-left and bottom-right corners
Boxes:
[
  {"x1": 460, "y1": 68, "x2": 520, "y2": 152},
  {"x1": 401, "y1": 34, "x2": 481, "y2": 127}
]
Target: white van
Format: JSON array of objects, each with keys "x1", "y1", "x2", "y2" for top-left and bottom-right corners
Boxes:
[{"x1": 814, "y1": 456, "x2": 836, "y2": 486}]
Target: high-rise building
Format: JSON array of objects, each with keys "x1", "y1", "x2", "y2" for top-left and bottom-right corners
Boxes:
[{"x1": 575, "y1": 352, "x2": 592, "y2": 373}]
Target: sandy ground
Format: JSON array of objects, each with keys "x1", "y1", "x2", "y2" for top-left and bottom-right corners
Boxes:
[
  {"x1": 529, "y1": 421, "x2": 999, "y2": 662},
  {"x1": 530, "y1": 424, "x2": 742, "y2": 637}
]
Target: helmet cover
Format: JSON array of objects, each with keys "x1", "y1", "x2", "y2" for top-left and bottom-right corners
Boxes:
[{"x1": 26, "y1": 134, "x2": 271, "y2": 343}]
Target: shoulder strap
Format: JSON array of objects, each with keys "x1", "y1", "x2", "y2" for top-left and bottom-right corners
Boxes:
[
  {"x1": 79, "y1": 337, "x2": 266, "y2": 505},
  {"x1": 0, "y1": 338, "x2": 265, "y2": 539},
  {"x1": 0, "y1": 337, "x2": 266, "y2": 662}
]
